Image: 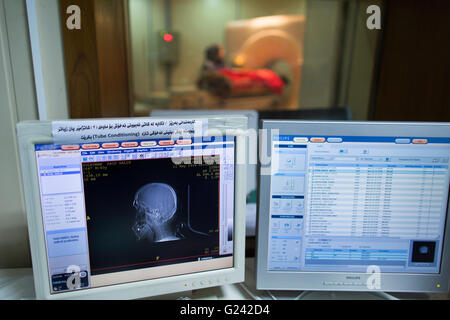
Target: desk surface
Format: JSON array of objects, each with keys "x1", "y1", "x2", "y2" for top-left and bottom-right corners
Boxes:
[{"x1": 1, "y1": 258, "x2": 449, "y2": 300}]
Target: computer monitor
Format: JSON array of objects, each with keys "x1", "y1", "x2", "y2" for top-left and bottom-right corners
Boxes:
[
  {"x1": 16, "y1": 117, "x2": 246, "y2": 299},
  {"x1": 256, "y1": 120, "x2": 450, "y2": 293}
]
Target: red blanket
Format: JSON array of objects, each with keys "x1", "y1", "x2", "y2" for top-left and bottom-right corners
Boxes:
[{"x1": 219, "y1": 68, "x2": 284, "y2": 96}]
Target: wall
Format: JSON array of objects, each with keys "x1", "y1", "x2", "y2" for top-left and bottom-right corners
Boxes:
[
  {"x1": 344, "y1": 0, "x2": 381, "y2": 120},
  {"x1": 27, "y1": 0, "x2": 69, "y2": 120},
  {"x1": 0, "y1": 0, "x2": 70, "y2": 268},
  {"x1": 239, "y1": 0, "x2": 306, "y2": 19},
  {"x1": 300, "y1": 0, "x2": 381, "y2": 118},
  {"x1": 170, "y1": 0, "x2": 237, "y2": 90},
  {"x1": 0, "y1": 0, "x2": 37, "y2": 268},
  {"x1": 299, "y1": 0, "x2": 343, "y2": 109},
  {"x1": 373, "y1": 0, "x2": 450, "y2": 121},
  {"x1": 129, "y1": 0, "x2": 153, "y2": 99},
  {"x1": 129, "y1": 0, "x2": 169, "y2": 103}
]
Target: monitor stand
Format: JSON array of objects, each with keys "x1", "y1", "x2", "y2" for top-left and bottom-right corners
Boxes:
[
  {"x1": 289, "y1": 290, "x2": 399, "y2": 300},
  {"x1": 238, "y1": 281, "x2": 402, "y2": 300},
  {"x1": 264, "y1": 290, "x2": 434, "y2": 300}
]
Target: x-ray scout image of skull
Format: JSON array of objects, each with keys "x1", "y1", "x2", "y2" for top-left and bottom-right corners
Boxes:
[{"x1": 132, "y1": 183, "x2": 208, "y2": 243}]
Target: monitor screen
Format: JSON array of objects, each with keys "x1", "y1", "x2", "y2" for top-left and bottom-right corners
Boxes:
[
  {"x1": 257, "y1": 121, "x2": 450, "y2": 292},
  {"x1": 34, "y1": 136, "x2": 235, "y2": 295}
]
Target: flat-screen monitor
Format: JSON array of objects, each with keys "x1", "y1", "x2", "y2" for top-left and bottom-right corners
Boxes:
[
  {"x1": 256, "y1": 120, "x2": 450, "y2": 293},
  {"x1": 151, "y1": 109, "x2": 259, "y2": 237},
  {"x1": 16, "y1": 117, "x2": 246, "y2": 299}
]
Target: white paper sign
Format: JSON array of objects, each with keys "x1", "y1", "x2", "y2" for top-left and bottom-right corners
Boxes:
[{"x1": 52, "y1": 118, "x2": 207, "y2": 144}]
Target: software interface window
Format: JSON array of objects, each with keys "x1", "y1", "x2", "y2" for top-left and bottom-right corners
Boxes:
[
  {"x1": 268, "y1": 135, "x2": 450, "y2": 273},
  {"x1": 35, "y1": 136, "x2": 235, "y2": 294}
]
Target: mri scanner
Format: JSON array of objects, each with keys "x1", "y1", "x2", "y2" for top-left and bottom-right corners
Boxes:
[
  {"x1": 166, "y1": 15, "x2": 305, "y2": 111},
  {"x1": 225, "y1": 15, "x2": 305, "y2": 110}
]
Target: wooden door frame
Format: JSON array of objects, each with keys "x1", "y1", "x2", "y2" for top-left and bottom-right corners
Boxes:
[{"x1": 59, "y1": 0, "x2": 133, "y2": 118}]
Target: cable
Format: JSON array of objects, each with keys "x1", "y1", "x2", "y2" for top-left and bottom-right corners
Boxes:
[
  {"x1": 266, "y1": 290, "x2": 278, "y2": 300},
  {"x1": 238, "y1": 282, "x2": 263, "y2": 300},
  {"x1": 294, "y1": 291, "x2": 311, "y2": 300},
  {"x1": 373, "y1": 291, "x2": 400, "y2": 300}
]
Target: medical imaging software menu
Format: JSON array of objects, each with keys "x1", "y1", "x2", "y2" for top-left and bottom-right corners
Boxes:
[
  {"x1": 35, "y1": 137, "x2": 235, "y2": 293},
  {"x1": 268, "y1": 136, "x2": 450, "y2": 273}
]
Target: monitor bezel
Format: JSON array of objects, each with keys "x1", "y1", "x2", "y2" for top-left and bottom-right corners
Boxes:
[
  {"x1": 17, "y1": 117, "x2": 247, "y2": 300},
  {"x1": 256, "y1": 120, "x2": 450, "y2": 293}
]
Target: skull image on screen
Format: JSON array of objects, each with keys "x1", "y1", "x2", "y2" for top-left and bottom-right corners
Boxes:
[{"x1": 132, "y1": 183, "x2": 180, "y2": 242}]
